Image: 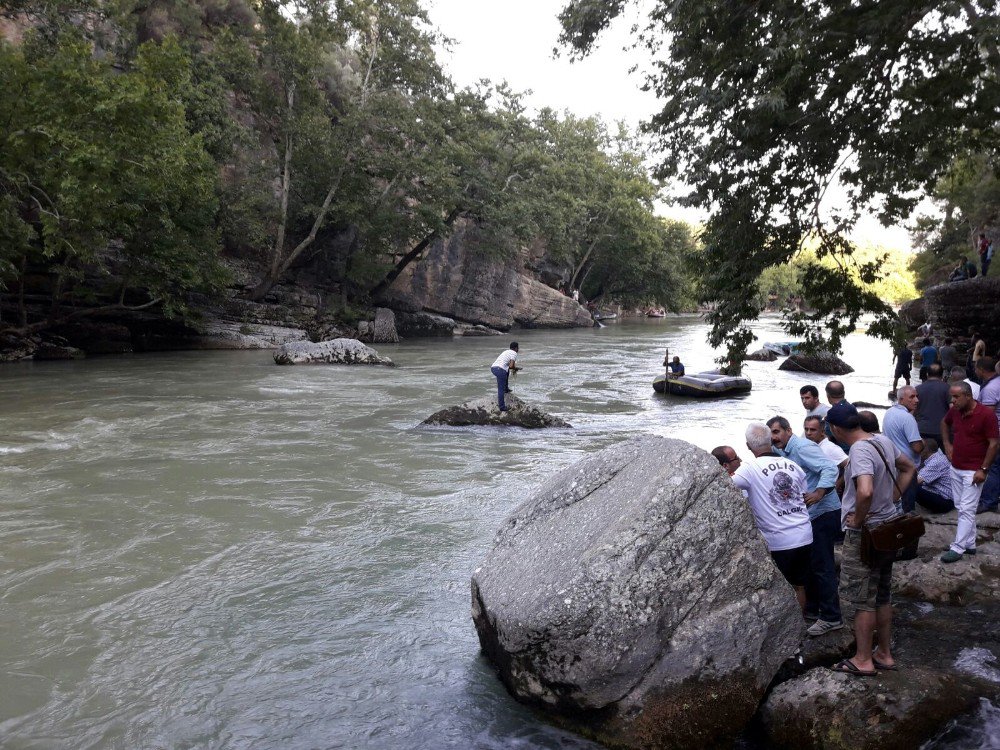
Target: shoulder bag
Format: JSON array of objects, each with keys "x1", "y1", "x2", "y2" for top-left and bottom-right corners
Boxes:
[{"x1": 859, "y1": 439, "x2": 926, "y2": 566}]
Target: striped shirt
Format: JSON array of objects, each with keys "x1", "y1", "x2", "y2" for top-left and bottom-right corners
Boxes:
[
  {"x1": 491, "y1": 349, "x2": 518, "y2": 370},
  {"x1": 918, "y1": 450, "x2": 952, "y2": 500}
]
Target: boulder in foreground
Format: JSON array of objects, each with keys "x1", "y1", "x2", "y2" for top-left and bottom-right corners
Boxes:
[
  {"x1": 471, "y1": 436, "x2": 801, "y2": 749},
  {"x1": 273, "y1": 338, "x2": 394, "y2": 366},
  {"x1": 423, "y1": 394, "x2": 569, "y2": 428},
  {"x1": 779, "y1": 352, "x2": 854, "y2": 375}
]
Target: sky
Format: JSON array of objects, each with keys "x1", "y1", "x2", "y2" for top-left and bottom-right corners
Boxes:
[{"x1": 425, "y1": 0, "x2": 916, "y2": 252}]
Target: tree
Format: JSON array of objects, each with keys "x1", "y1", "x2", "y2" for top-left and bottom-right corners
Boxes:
[
  {"x1": 558, "y1": 0, "x2": 1000, "y2": 361},
  {"x1": 0, "y1": 31, "x2": 222, "y2": 331}
]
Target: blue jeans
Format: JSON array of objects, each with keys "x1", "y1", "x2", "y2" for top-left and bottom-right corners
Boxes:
[
  {"x1": 901, "y1": 474, "x2": 917, "y2": 513},
  {"x1": 979, "y1": 453, "x2": 1000, "y2": 511},
  {"x1": 805, "y1": 508, "x2": 842, "y2": 622},
  {"x1": 491, "y1": 366, "x2": 509, "y2": 410}
]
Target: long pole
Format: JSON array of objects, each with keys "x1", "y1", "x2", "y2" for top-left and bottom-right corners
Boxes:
[{"x1": 664, "y1": 346, "x2": 669, "y2": 396}]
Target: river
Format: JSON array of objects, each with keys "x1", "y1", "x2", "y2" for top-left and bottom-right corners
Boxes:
[{"x1": 1, "y1": 315, "x2": 995, "y2": 749}]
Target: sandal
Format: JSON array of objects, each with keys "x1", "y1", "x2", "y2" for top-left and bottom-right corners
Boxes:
[
  {"x1": 872, "y1": 656, "x2": 898, "y2": 671},
  {"x1": 830, "y1": 658, "x2": 877, "y2": 677}
]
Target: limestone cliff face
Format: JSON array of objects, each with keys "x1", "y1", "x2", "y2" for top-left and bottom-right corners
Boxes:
[{"x1": 383, "y1": 222, "x2": 593, "y2": 331}]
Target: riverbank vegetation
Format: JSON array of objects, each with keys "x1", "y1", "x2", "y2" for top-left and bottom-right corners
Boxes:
[
  {"x1": 560, "y1": 0, "x2": 1000, "y2": 359},
  {"x1": 0, "y1": 0, "x2": 698, "y2": 339}
]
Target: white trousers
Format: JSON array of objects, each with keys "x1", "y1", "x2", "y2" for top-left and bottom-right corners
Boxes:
[{"x1": 950, "y1": 467, "x2": 984, "y2": 553}]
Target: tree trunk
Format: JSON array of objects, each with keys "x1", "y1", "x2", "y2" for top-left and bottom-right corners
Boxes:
[{"x1": 372, "y1": 307, "x2": 399, "y2": 343}]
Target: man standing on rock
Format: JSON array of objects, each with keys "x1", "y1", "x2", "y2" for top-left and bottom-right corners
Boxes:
[
  {"x1": 882, "y1": 385, "x2": 924, "y2": 512},
  {"x1": 976, "y1": 357, "x2": 1000, "y2": 514},
  {"x1": 490, "y1": 342, "x2": 520, "y2": 412},
  {"x1": 768, "y1": 416, "x2": 843, "y2": 636},
  {"x1": 939, "y1": 338, "x2": 957, "y2": 371},
  {"x1": 731, "y1": 423, "x2": 813, "y2": 611},
  {"x1": 891, "y1": 344, "x2": 913, "y2": 394},
  {"x1": 919, "y1": 338, "x2": 938, "y2": 382},
  {"x1": 826, "y1": 401, "x2": 915, "y2": 676},
  {"x1": 939, "y1": 381, "x2": 999, "y2": 563},
  {"x1": 916, "y1": 364, "x2": 950, "y2": 443}
]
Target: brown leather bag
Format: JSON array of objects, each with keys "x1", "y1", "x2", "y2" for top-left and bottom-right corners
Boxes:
[{"x1": 859, "y1": 439, "x2": 926, "y2": 566}]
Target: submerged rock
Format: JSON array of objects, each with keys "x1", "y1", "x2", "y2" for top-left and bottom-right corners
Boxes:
[
  {"x1": 33, "y1": 343, "x2": 84, "y2": 360},
  {"x1": 423, "y1": 394, "x2": 569, "y2": 428},
  {"x1": 273, "y1": 338, "x2": 394, "y2": 366},
  {"x1": 779, "y1": 352, "x2": 854, "y2": 375},
  {"x1": 470, "y1": 436, "x2": 801, "y2": 749},
  {"x1": 746, "y1": 347, "x2": 778, "y2": 361}
]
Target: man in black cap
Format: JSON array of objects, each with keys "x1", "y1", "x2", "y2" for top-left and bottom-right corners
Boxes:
[{"x1": 826, "y1": 400, "x2": 916, "y2": 676}]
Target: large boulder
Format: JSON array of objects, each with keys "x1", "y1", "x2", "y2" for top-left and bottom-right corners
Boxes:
[
  {"x1": 924, "y1": 276, "x2": 1000, "y2": 349},
  {"x1": 273, "y1": 338, "x2": 394, "y2": 366},
  {"x1": 897, "y1": 297, "x2": 926, "y2": 330},
  {"x1": 470, "y1": 436, "x2": 802, "y2": 749},
  {"x1": 372, "y1": 307, "x2": 400, "y2": 343},
  {"x1": 760, "y1": 666, "x2": 995, "y2": 750},
  {"x1": 395, "y1": 310, "x2": 456, "y2": 337},
  {"x1": 746, "y1": 347, "x2": 778, "y2": 361},
  {"x1": 423, "y1": 394, "x2": 569, "y2": 428},
  {"x1": 779, "y1": 352, "x2": 854, "y2": 375}
]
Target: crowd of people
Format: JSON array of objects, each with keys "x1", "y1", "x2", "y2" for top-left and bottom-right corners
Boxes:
[{"x1": 712, "y1": 360, "x2": 1000, "y2": 677}]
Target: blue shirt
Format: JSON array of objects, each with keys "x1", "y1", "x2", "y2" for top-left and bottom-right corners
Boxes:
[
  {"x1": 776, "y1": 434, "x2": 841, "y2": 519},
  {"x1": 882, "y1": 404, "x2": 922, "y2": 466},
  {"x1": 668, "y1": 361, "x2": 685, "y2": 375},
  {"x1": 920, "y1": 345, "x2": 937, "y2": 368}
]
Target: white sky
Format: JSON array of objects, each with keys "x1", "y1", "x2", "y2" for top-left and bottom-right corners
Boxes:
[{"x1": 426, "y1": 0, "x2": 916, "y2": 251}]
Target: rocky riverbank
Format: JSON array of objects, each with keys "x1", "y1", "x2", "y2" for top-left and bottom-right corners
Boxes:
[{"x1": 473, "y1": 438, "x2": 1000, "y2": 750}]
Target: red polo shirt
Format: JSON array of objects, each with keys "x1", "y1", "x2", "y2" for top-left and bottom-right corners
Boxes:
[{"x1": 944, "y1": 402, "x2": 1000, "y2": 469}]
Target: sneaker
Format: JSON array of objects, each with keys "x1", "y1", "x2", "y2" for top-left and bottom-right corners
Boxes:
[
  {"x1": 940, "y1": 550, "x2": 963, "y2": 563},
  {"x1": 806, "y1": 619, "x2": 844, "y2": 637}
]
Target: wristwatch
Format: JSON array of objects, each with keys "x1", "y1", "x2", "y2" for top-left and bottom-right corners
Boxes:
[{"x1": 981, "y1": 467, "x2": 989, "y2": 472}]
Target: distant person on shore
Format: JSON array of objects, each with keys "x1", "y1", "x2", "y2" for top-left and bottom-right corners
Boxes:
[
  {"x1": 966, "y1": 332, "x2": 984, "y2": 381},
  {"x1": 948, "y1": 257, "x2": 977, "y2": 282},
  {"x1": 826, "y1": 401, "x2": 915, "y2": 676},
  {"x1": 915, "y1": 439, "x2": 955, "y2": 514},
  {"x1": 891, "y1": 344, "x2": 913, "y2": 393},
  {"x1": 667, "y1": 356, "x2": 685, "y2": 376},
  {"x1": 918, "y1": 321, "x2": 933, "y2": 340},
  {"x1": 939, "y1": 338, "x2": 957, "y2": 371},
  {"x1": 800, "y1": 385, "x2": 829, "y2": 422},
  {"x1": 916, "y1": 364, "x2": 950, "y2": 442},
  {"x1": 731, "y1": 423, "x2": 813, "y2": 612},
  {"x1": 918, "y1": 338, "x2": 938, "y2": 381},
  {"x1": 979, "y1": 233, "x2": 991, "y2": 277},
  {"x1": 949, "y1": 365, "x2": 981, "y2": 400},
  {"x1": 939, "y1": 381, "x2": 999, "y2": 563},
  {"x1": 711, "y1": 446, "x2": 741, "y2": 477},
  {"x1": 490, "y1": 342, "x2": 520, "y2": 412},
  {"x1": 882, "y1": 386, "x2": 924, "y2": 512},
  {"x1": 768, "y1": 416, "x2": 843, "y2": 636},
  {"x1": 976, "y1": 357, "x2": 1000, "y2": 514}
]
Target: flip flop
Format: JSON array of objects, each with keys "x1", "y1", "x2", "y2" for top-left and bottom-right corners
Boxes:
[
  {"x1": 872, "y1": 657, "x2": 898, "y2": 671},
  {"x1": 830, "y1": 658, "x2": 877, "y2": 677}
]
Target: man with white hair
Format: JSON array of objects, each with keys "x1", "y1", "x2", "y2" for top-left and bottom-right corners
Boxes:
[
  {"x1": 731, "y1": 422, "x2": 813, "y2": 611},
  {"x1": 883, "y1": 385, "x2": 924, "y2": 512}
]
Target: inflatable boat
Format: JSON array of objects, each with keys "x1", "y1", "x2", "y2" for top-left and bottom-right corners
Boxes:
[
  {"x1": 763, "y1": 341, "x2": 801, "y2": 356},
  {"x1": 653, "y1": 370, "x2": 753, "y2": 398}
]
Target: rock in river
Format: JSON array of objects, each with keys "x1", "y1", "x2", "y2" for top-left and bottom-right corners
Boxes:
[
  {"x1": 470, "y1": 436, "x2": 802, "y2": 749},
  {"x1": 746, "y1": 347, "x2": 778, "y2": 361},
  {"x1": 422, "y1": 394, "x2": 569, "y2": 428},
  {"x1": 778, "y1": 352, "x2": 854, "y2": 375},
  {"x1": 273, "y1": 338, "x2": 394, "y2": 366}
]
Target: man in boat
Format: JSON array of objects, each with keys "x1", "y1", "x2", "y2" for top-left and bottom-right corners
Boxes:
[
  {"x1": 490, "y1": 342, "x2": 521, "y2": 412},
  {"x1": 730, "y1": 423, "x2": 813, "y2": 613},
  {"x1": 667, "y1": 356, "x2": 685, "y2": 376},
  {"x1": 768, "y1": 416, "x2": 844, "y2": 636}
]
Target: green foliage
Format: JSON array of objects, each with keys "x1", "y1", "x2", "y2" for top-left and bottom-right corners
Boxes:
[
  {"x1": 558, "y1": 0, "x2": 1000, "y2": 361},
  {"x1": 0, "y1": 31, "x2": 223, "y2": 322}
]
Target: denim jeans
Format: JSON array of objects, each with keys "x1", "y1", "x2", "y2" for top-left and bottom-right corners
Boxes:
[
  {"x1": 491, "y1": 366, "x2": 509, "y2": 410},
  {"x1": 979, "y1": 453, "x2": 1000, "y2": 511},
  {"x1": 805, "y1": 508, "x2": 842, "y2": 622}
]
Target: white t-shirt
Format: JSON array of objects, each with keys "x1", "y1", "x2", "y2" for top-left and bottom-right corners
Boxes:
[
  {"x1": 815, "y1": 437, "x2": 848, "y2": 466},
  {"x1": 965, "y1": 378, "x2": 982, "y2": 400},
  {"x1": 733, "y1": 454, "x2": 813, "y2": 552},
  {"x1": 806, "y1": 403, "x2": 830, "y2": 419},
  {"x1": 491, "y1": 349, "x2": 518, "y2": 370}
]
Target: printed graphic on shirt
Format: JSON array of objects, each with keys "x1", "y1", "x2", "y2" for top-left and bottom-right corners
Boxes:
[{"x1": 769, "y1": 471, "x2": 799, "y2": 509}]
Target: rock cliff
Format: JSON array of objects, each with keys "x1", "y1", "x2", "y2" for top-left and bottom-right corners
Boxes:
[{"x1": 383, "y1": 222, "x2": 594, "y2": 331}]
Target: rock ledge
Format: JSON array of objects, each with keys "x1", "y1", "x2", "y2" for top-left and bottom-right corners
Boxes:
[
  {"x1": 422, "y1": 394, "x2": 569, "y2": 428},
  {"x1": 273, "y1": 338, "x2": 394, "y2": 366}
]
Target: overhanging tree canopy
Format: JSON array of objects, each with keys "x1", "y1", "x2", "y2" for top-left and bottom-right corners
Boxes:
[{"x1": 559, "y1": 0, "x2": 1000, "y2": 359}]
